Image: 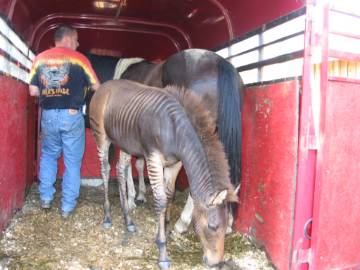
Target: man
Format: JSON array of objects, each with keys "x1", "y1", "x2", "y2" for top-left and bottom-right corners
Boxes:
[{"x1": 29, "y1": 25, "x2": 100, "y2": 218}]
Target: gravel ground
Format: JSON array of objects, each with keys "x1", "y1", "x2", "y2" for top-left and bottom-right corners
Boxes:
[{"x1": 0, "y1": 181, "x2": 275, "y2": 270}]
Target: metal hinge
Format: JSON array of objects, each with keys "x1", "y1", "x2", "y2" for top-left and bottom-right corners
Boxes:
[
  {"x1": 293, "y1": 247, "x2": 312, "y2": 265},
  {"x1": 307, "y1": 134, "x2": 318, "y2": 150}
]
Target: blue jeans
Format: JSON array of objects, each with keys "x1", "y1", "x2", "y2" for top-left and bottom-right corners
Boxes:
[{"x1": 39, "y1": 109, "x2": 85, "y2": 212}]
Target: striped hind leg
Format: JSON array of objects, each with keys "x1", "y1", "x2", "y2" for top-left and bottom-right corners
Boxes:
[
  {"x1": 135, "y1": 158, "x2": 147, "y2": 203},
  {"x1": 163, "y1": 162, "x2": 182, "y2": 225},
  {"x1": 146, "y1": 152, "x2": 170, "y2": 269},
  {"x1": 117, "y1": 151, "x2": 136, "y2": 232},
  {"x1": 97, "y1": 139, "x2": 112, "y2": 228}
]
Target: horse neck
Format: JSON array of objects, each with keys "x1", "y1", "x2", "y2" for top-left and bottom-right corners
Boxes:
[{"x1": 173, "y1": 107, "x2": 230, "y2": 205}]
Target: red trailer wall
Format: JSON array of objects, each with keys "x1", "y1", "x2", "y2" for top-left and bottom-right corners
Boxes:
[
  {"x1": 0, "y1": 76, "x2": 37, "y2": 232},
  {"x1": 311, "y1": 78, "x2": 360, "y2": 270},
  {"x1": 236, "y1": 79, "x2": 300, "y2": 270}
]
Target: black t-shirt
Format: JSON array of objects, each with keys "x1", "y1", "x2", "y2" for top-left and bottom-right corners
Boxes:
[{"x1": 29, "y1": 47, "x2": 99, "y2": 109}]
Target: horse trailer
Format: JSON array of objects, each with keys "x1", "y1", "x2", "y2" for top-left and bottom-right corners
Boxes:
[{"x1": 0, "y1": 0, "x2": 359, "y2": 269}]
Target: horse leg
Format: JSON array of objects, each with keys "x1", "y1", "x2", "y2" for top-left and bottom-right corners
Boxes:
[
  {"x1": 174, "y1": 194, "x2": 194, "y2": 234},
  {"x1": 226, "y1": 184, "x2": 240, "y2": 234},
  {"x1": 227, "y1": 209, "x2": 234, "y2": 234},
  {"x1": 135, "y1": 157, "x2": 147, "y2": 203},
  {"x1": 126, "y1": 159, "x2": 137, "y2": 210},
  {"x1": 117, "y1": 151, "x2": 136, "y2": 232},
  {"x1": 163, "y1": 162, "x2": 182, "y2": 225},
  {"x1": 98, "y1": 140, "x2": 112, "y2": 228},
  {"x1": 146, "y1": 152, "x2": 170, "y2": 269}
]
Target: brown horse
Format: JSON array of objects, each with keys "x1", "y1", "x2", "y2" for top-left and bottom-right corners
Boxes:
[{"x1": 89, "y1": 79, "x2": 237, "y2": 269}]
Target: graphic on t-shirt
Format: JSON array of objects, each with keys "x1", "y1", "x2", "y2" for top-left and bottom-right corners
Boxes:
[
  {"x1": 40, "y1": 62, "x2": 70, "y2": 89},
  {"x1": 29, "y1": 47, "x2": 99, "y2": 109}
]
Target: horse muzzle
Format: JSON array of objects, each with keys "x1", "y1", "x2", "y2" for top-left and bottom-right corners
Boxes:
[{"x1": 203, "y1": 254, "x2": 223, "y2": 268}]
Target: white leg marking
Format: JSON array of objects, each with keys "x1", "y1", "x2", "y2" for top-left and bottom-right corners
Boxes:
[
  {"x1": 174, "y1": 194, "x2": 194, "y2": 234},
  {"x1": 135, "y1": 158, "x2": 146, "y2": 202}
]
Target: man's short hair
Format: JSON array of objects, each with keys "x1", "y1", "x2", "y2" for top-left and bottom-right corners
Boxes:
[{"x1": 54, "y1": 25, "x2": 76, "y2": 42}]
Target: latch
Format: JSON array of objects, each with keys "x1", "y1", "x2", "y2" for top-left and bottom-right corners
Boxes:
[{"x1": 293, "y1": 247, "x2": 312, "y2": 265}]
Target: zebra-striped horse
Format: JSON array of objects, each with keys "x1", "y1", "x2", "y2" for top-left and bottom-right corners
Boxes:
[
  {"x1": 89, "y1": 79, "x2": 237, "y2": 269},
  {"x1": 86, "y1": 48, "x2": 243, "y2": 234}
]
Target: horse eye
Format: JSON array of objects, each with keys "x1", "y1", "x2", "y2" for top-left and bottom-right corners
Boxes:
[{"x1": 208, "y1": 223, "x2": 219, "y2": 232}]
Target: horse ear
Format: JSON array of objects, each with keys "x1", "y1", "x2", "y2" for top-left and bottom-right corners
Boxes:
[
  {"x1": 227, "y1": 185, "x2": 239, "y2": 203},
  {"x1": 209, "y1": 190, "x2": 228, "y2": 206}
]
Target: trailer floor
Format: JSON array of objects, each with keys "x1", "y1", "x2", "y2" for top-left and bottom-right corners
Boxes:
[{"x1": 0, "y1": 181, "x2": 275, "y2": 270}]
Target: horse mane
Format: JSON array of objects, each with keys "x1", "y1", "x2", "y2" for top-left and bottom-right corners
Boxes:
[{"x1": 165, "y1": 85, "x2": 237, "y2": 202}]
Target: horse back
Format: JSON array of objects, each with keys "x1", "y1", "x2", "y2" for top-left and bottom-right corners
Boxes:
[
  {"x1": 121, "y1": 61, "x2": 163, "y2": 87},
  {"x1": 90, "y1": 80, "x2": 179, "y2": 157},
  {"x1": 162, "y1": 49, "x2": 219, "y2": 121}
]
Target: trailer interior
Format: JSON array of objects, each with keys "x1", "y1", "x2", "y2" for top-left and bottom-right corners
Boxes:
[{"x1": 1, "y1": 0, "x2": 360, "y2": 269}]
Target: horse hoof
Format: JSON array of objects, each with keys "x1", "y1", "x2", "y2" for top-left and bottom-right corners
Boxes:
[
  {"x1": 127, "y1": 223, "x2": 136, "y2": 233},
  {"x1": 136, "y1": 195, "x2": 147, "y2": 203},
  {"x1": 169, "y1": 230, "x2": 182, "y2": 240},
  {"x1": 136, "y1": 199, "x2": 146, "y2": 204},
  {"x1": 174, "y1": 220, "x2": 188, "y2": 234},
  {"x1": 128, "y1": 200, "x2": 137, "y2": 210},
  {"x1": 226, "y1": 225, "x2": 233, "y2": 235},
  {"x1": 102, "y1": 218, "x2": 112, "y2": 229},
  {"x1": 158, "y1": 260, "x2": 171, "y2": 269}
]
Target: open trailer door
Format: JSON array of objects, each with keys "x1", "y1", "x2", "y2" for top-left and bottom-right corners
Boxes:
[
  {"x1": 307, "y1": 3, "x2": 360, "y2": 270},
  {"x1": 290, "y1": 2, "x2": 360, "y2": 270}
]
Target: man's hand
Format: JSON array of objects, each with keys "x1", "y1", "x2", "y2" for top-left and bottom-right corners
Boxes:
[
  {"x1": 92, "y1": 82, "x2": 100, "y2": 91},
  {"x1": 29, "y1": 85, "x2": 40, "y2": 96}
]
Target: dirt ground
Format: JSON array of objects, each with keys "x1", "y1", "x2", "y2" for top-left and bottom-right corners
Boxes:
[{"x1": 0, "y1": 181, "x2": 275, "y2": 270}]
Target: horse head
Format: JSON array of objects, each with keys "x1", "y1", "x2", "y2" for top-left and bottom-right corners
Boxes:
[{"x1": 192, "y1": 189, "x2": 238, "y2": 267}]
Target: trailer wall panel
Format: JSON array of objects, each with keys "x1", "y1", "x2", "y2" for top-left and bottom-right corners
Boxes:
[
  {"x1": 0, "y1": 76, "x2": 36, "y2": 232},
  {"x1": 236, "y1": 79, "x2": 300, "y2": 270}
]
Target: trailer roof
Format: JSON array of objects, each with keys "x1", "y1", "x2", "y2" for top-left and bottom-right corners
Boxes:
[{"x1": 1, "y1": 0, "x2": 304, "y2": 59}]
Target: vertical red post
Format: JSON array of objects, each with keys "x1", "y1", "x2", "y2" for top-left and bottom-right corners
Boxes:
[{"x1": 290, "y1": 1, "x2": 320, "y2": 269}]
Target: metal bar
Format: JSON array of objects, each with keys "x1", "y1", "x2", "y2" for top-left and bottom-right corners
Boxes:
[
  {"x1": 330, "y1": 30, "x2": 360, "y2": 41},
  {"x1": 244, "y1": 76, "x2": 302, "y2": 88},
  {"x1": 0, "y1": 48, "x2": 30, "y2": 72},
  {"x1": 0, "y1": 32, "x2": 32, "y2": 64},
  {"x1": 30, "y1": 13, "x2": 192, "y2": 48},
  {"x1": 311, "y1": 2, "x2": 330, "y2": 270},
  {"x1": 328, "y1": 76, "x2": 360, "y2": 84},
  {"x1": 34, "y1": 23, "x2": 182, "y2": 52},
  {"x1": 329, "y1": 49, "x2": 360, "y2": 62},
  {"x1": 236, "y1": 50, "x2": 304, "y2": 72},
  {"x1": 5, "y1": 0, "x2": 17, "y2": 21},
  {"x1": 330, "y1": 8, "x2": 360, "y2": 20},
  {"x1": 290, "y1": 1, "x2": 317, "y2": 269},
  {"x1": 208, "y1": 0, "x2": 234, "y2": 40},
  {"x1": 214, "y1": 6, "x2": 306, "y2": 52},
  {"x1": 227, "y1": 30, "x2": 304, "y2": 61}
]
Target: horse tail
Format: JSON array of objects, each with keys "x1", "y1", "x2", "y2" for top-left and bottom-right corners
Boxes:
[{"x1": 217, "y1": 58, "x2": 243, "y2": 188}]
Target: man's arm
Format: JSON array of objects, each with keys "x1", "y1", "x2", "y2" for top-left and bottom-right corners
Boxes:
[{"x1": 29, "y1": 85, "x2": 40, "y2": 96}]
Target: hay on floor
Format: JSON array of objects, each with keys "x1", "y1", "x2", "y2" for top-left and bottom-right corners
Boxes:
[{"x1": 0, "y1": 181, "x2": 275, "y2": 270}]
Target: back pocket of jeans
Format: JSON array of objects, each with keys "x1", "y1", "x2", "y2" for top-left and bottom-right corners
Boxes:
[{"x1": 69, "y1": 116, "x2": 84, "y2": 137}]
